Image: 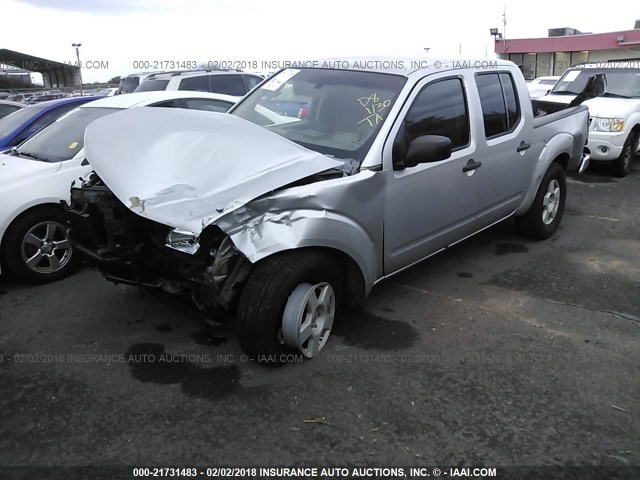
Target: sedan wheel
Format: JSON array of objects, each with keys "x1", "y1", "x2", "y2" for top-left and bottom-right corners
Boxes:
[
  {"x1": 21, "y1": 221, "x2": 73, "y2": 274},
  {"x1": 2, "y1": 206, "x2": 80, "y2": 283}
]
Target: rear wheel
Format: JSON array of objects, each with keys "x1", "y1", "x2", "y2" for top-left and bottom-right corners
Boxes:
[
  {"x1": 236, "y1": 251, "x2": 341, "y2": 361},
  {"x1": 611, "y1": 132, "x2": 637, "y2": 178},
  {"x1": 516, "y1": 162, "x2": 566, "y2": 240},
  {"x1": 2, "y1": 207, "x2": 80, "y2": 283}
]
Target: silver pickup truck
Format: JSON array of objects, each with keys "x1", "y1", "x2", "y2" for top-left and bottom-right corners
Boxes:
[{"x1": 65, "y1": 59, "x2": 593, "y2": 361}]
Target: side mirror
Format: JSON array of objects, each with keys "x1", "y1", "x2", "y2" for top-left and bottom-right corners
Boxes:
[{"x1": 402, "y1": 135, "x2": 452, "y2": 169}]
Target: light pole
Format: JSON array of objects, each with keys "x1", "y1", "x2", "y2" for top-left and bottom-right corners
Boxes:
[{"x1": 71, "y1": 43, "x2": 83, "y2": 95}]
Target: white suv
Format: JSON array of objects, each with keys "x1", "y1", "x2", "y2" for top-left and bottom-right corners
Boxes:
[
  {"x1": 543, "y1": 62, "x2": 640, "y2": 177},
  {"x1": 134, "y1": 70, "x2": 263, "y2": 96}
]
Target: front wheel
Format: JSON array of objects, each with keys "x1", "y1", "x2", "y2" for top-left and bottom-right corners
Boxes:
[
  {"x1": 612, "y1": 132, "x2": 639, "y2": 178},
  {"x1": 236, "y1": 251, "x2": 341, "y2": 360},
  {"x1": 515, "y1": 162, "x2": 566, "y2": 240},
  {"x1": 611, "y1": 132, "x2": 637, "y2": 178},
  {"x1": 2, "y1": 207, "x2": 80, "y2": 283}
]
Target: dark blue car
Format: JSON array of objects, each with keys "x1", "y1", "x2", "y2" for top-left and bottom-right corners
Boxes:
[{"x1": 0, "y1": 96, "x2": 103, "y2": 150}]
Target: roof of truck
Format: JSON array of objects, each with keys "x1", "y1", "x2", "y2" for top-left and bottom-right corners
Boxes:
[{"x1": 312, "y1": 57, "x2": 516, "y2": 76}]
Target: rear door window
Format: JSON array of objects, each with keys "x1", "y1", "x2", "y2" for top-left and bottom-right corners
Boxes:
[
  {"x1": 476, "y1": 72, "x2": 521, "y2": 138},
  {"x1": 178, "y1": 76, "x2": 210, "y2": 92},
  {"x1": 209, "y1": 75, "x2": 246, "y2": 96}
]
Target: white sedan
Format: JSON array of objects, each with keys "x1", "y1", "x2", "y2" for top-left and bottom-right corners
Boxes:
[
  {"x1": 0, "y1": 90, "x2": 239, "y2": 283},
  {"x1": 527, "y1": 76, "x2": 560, "y2": 99}
]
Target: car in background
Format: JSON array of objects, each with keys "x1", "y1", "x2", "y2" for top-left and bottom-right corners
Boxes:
[
  {"x1": 27, "y1": 91, "x2": 69, "y2": 104},
  {"x1": 0, "y1": 100, "x2": 24, "y2": 119},
  {"x1": 134, "y1": 70, "x2": 263, "y2": 96},
  {"x1": 541, "y1": 62, "x2": 640, "y2": 176},
  {"x1": 117, "y1": 72, "x2": 164, "y2": 94},
  {"x1": 0, "y1": 96, "x2": 102, "y2": 151},
  {"x1": 527, "y1": 76, "x2": 560, "y2": 99},
  {"x1": 6, "y1": 93, "x2": 30, "y2": 103},
  {"x1": 0, "y1": 90, "x2": 239, "y2": 283},
  {"x1": 93, "y1": 87, "x2": 118, "y2": 97}
]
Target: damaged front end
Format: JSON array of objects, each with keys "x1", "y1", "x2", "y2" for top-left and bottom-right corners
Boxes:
[{"x1": 64, "y1": 173, "x2": 251, "y2": 311}]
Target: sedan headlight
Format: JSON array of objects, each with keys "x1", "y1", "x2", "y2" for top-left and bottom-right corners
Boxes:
[
  {"x1": 592, "y1": 118, "x2": 625, "y2": 132},
  {"x1": 166, "y1": 228, "x2": 200, "y2": 254}
]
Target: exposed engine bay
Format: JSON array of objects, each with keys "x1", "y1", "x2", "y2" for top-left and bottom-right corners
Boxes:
[{"x1": 64, "y1": 172, "x2": 252, "y2": 312}]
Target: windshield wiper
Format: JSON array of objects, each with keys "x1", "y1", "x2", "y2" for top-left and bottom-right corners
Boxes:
[
  {"x1": 551, "y1": 91, "x2": 579, "y2": 95},
  {"x1": 602, "y1": 92, "x2": 631, "y2": 99},
  {"x1": 16, "y1": 151, "x2": 51, "y2": 162}
]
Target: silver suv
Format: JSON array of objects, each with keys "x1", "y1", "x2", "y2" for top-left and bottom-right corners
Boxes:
[{"x1": 134, "y1": 70, "x2": 263, "y2": 96}]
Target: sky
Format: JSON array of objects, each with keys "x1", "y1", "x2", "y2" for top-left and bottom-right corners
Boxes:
[{"x1": 2, "y1": 0, "x2": 640, "y2": 83}]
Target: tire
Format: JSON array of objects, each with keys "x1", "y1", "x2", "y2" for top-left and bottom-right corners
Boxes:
[
  {"x1": 2, "y1": 206, "x2": 80, "y2": 283},
  {"x1": 611, "y1": 132, "x2": 637, "y2": 178},
  {"x1": 515, "y1": 162, "x2": 566, "y2": 240},
  {"x1": 236, "y1": 251, "x2": 341, "y2": 360}
]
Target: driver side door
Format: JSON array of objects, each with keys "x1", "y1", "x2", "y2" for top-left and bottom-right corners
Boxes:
[{"x1": 383, "y1": 73, "x2": 482, "y2": 274}]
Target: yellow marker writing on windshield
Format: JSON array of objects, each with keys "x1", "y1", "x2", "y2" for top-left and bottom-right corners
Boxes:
[
  {"x1": 358, "y1": 93, "x2": 391, "y2": 126},
  {"x1": 69, "y1": 141, "x2": 78, "y2": 149}
]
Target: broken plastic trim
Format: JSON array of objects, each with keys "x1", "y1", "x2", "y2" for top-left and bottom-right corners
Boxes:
[{"x1": 165, "y1": 228, "x2": 200, "y2": 255}]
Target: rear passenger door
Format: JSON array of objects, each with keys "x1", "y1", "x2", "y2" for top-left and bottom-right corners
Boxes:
[{"x1": 473, "y1": 71, "x2": 531, "y2": 225}]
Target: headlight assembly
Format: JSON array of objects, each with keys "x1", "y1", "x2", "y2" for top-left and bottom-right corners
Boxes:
[
  {"x1": 166, "y1": 228, "x2": 200, "y2": 254},
  {"x1": 592, "y1": 118, "x2": 624, "y2": 132}
]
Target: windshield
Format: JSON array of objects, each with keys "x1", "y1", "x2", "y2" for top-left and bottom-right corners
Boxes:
[
  {"x1": 232, "y1": 69, "x2": 406, "y2": 162},
  {"x1": 551, "y1": 68, "x2": 640, "y2": 98},
  {"x1": 0, "y1": 106, "x2": 46, "y2": 139},
  {"x1": 15, "y1": 107, "x2": 121, "y2": 162},
  {"x1": 134, "y1": 80, "x2": 170, "y2": 92}
]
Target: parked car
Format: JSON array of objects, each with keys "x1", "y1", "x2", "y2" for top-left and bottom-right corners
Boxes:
[
  {"x1": 93, "y1": 87, "x2": 118, "y2": 97},
  {"x1": 8, "y1": 93, "x2": 34, "y2": 104},
  {"x1": 0, "y1": 96, "x2": 102, "y2": 151},
  {"x1": 117, "y1": 72, "x2": 164, "y2": 94},
  {"x1": 0, "y1": 100, "x2": 24, "y2": 119},
  {"x1": 134, "y1": 70, "x2": 263, "y2": 96},
  {"x1": 539, "y1": 62, "x2": 640, "y2": 176},
  {"x1": 65, "y1": 59, "x2": 593, "y2": 360},
  {"x1": 527, "y1": 76, "x2": 560, "y2": 99},
  {"x1": 0, "y1": 91, "x2": 238, "y2": 283}
]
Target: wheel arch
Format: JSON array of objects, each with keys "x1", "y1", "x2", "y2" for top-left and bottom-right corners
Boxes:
[{"x1": 516, "y1": 153, "x2": 569, "y2": 216}]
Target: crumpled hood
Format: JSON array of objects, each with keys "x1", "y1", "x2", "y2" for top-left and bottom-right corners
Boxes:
[
  {"x1": 543, "y1": 94, "x2": 640, "y2": 117},
  {"x1": 84, "y1": 108, "x2": 343, "y2": 234},
  {"x1": 0, "y1": 153, "x2": 61, "y2": 192}
]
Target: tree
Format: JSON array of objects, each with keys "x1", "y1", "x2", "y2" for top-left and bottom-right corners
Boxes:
[{"x1": 107, "y1": 76, "x2": 121, "y2": 84}]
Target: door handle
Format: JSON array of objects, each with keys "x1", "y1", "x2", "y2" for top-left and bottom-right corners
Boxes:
[
  {"x1": 462, "y1": 159, "x2": 482, "y2": 172},
  {"x1": 517, "y1": 141, "x2": 531, "y2": 152}
]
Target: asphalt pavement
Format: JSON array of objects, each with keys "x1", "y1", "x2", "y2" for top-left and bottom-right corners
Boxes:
[{"x1": 1, "y1": 164, "x2": 638, "y2": 469}]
